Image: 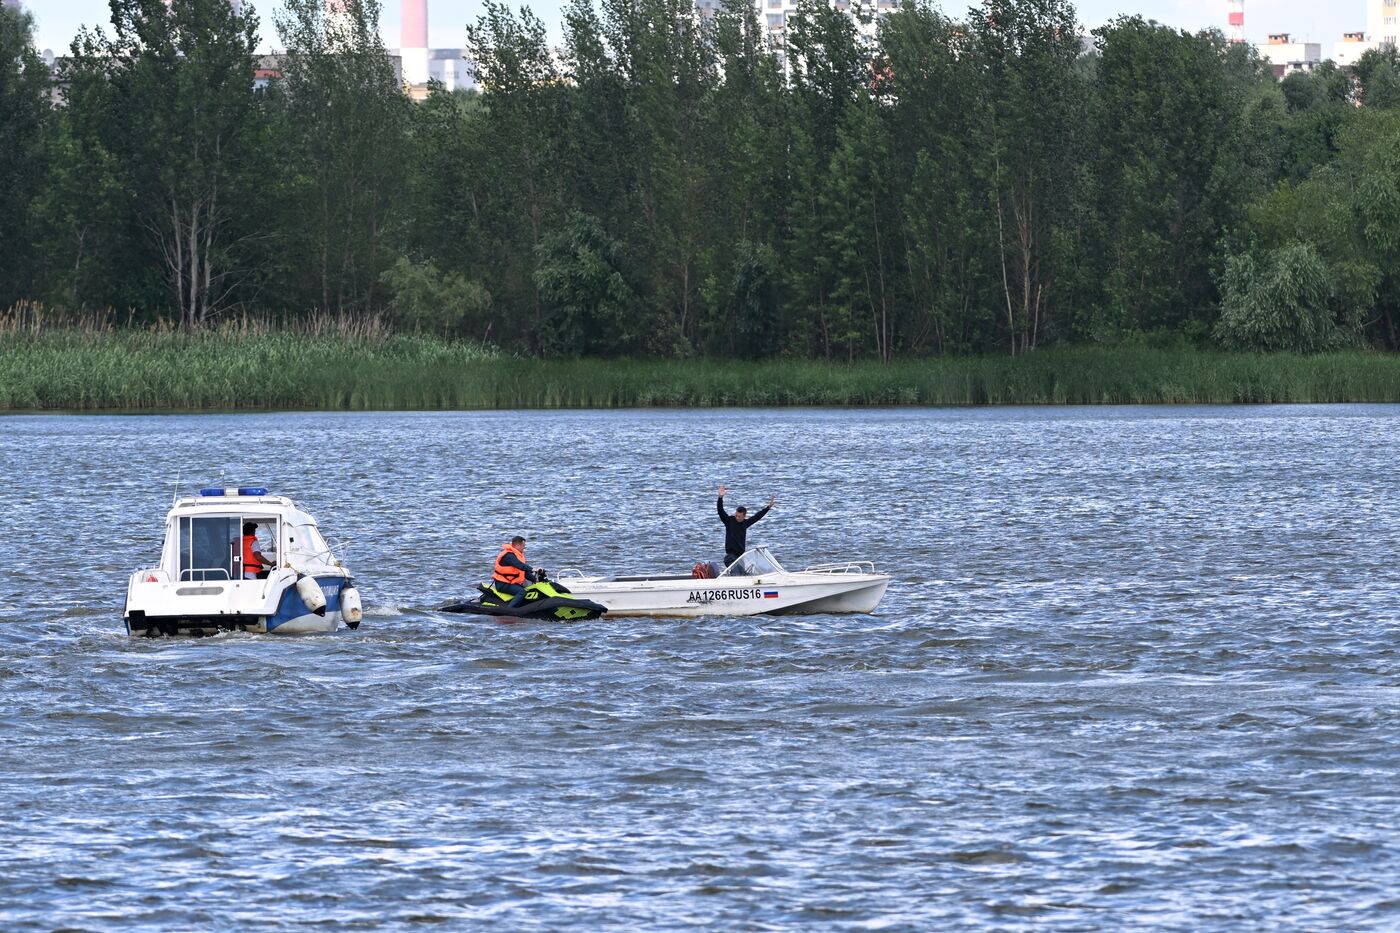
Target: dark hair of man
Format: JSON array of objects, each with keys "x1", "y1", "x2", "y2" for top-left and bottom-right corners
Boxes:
[
  {"x1": 243, "y1": 522, "x2": 257, "y2": 535},
  {"x1": 511, "y1": 536, "x2": 526, "y2": 546}
]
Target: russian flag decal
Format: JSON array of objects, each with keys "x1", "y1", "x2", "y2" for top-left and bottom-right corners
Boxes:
[{"x1": 764, "y1": 591, "x2": 779, "y2": 598}]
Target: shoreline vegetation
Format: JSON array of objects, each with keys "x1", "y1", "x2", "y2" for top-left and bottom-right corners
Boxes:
[
  {"x1": 5, "y1": 315, "x2": 1400, "y2": 411},
  {"x1": 5, "y1": 3, "x2": 1400, "y2": 366}
]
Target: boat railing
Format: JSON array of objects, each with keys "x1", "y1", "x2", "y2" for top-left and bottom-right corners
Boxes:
[
  {"x1": 180, "y1": 567, "x2": 232, "y2": 581},
  {"x1": 803, "y1": 560, "x2": 876, "y2": 575},
  {"x1": 554, "y1": 568, "x2": 587, "y2": 580}
]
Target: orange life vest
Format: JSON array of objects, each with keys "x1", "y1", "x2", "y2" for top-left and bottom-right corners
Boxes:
[
  {"x1": 493, "y1": 544, "x2": 526, "y2": 585},
  {"x1": 242, "y1": 535, "x2": 265, "y2": 573}
]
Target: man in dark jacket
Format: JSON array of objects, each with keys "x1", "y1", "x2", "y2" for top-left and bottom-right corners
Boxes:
[{"x1": 718, "y1": 485, "x2": 775, "y2": 570}]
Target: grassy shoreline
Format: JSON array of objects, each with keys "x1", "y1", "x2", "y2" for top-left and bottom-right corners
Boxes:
[{"x1": 5, "y1": 327, "x2": 1400, "y2": 410}]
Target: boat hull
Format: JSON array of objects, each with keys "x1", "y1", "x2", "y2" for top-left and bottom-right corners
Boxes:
[
  {"x1": 561, "y1": 573, "x2": 889, "y2": 617},
  {"x1": 124, "y1": 574, "x2": 348, "y2": 636}
]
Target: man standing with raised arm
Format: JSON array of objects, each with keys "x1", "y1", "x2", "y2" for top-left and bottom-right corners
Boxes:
[{"x1": 717, "y1": 485, "x2": 776, "y2": 571}]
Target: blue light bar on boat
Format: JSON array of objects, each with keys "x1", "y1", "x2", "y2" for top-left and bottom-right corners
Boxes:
[
  {"x1": 198, "y1": 486, "x2": 269, "y2": 497},
  {"x1": 239, "y1": 487, "x2": 268, "y2": 496},
  {"x1": 199, "y1": 487, "x2": 224, "y2": 496}
]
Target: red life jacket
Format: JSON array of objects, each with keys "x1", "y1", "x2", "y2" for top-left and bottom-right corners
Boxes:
[{"x1": 493, "y1": 544, "x2": 526, "y2": 585}]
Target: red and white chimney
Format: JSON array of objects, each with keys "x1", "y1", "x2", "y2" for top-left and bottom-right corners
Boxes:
[
  {"x1": 402, "y1": 0, "x2": 428, "y2": 49},
  {"x1": 400, "y1": 0, "x2": 429, "y2": 86},
  {"x1": 1228, "y1": 0, "x2": 1244, "y2": 43}
]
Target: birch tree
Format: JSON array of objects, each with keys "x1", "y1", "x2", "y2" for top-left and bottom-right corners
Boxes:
[
  {"x1": 971, "y1": 0, "x2": 1083, "y2": 354},
  {"x1": 76, "y1": 0, "x2": 262, "y2": 326}
]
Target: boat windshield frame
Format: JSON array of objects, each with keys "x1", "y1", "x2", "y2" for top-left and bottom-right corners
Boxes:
[{"x1": 718, "y1": 546, "x2": 785, "y2": 577}]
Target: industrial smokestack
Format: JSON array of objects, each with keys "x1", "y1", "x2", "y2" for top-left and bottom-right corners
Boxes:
[
  {"x1": 1227, "y1": 0, "x2": 1244, "y2": 43},
  {"x1": 402, "y1": 0, "x2": 427, "y2": 49}
]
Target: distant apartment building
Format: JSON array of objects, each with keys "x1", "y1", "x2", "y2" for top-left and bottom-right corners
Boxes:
[
  {"x1": 1371, "y1": 0, "x2": 1398, "y2": 46},
  {"x1": 767, "y1": 0, "x2": 884, "y2": 63},
  {"x1": 1332, "y1": 30, "x2": 1377, "y2": 66},
  {"x1": 694, "y1": 0, "x2": 889, "y2": 63},
  {"x1": 1261, "y1": 33, "x2": 1322, "y2": 77}
]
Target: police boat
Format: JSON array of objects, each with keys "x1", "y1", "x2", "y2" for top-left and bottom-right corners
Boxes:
[
  {"x1": 551, "y1": 546, "x2": 889, "y2": 617},
  {"x1": 123, "y1": 486, "x2": 363, "y2": 636}
]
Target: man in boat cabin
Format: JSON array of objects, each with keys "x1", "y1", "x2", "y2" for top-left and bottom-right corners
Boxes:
[
  {"x1": 242, "y1": 522, "x2": 272, "y2": 579},
  {"x1": 493, "y1": 536, "x2": 535, "y2": 607},
  {"x1": 717, "y1": 486, "x2": 776, "y2": 571}
]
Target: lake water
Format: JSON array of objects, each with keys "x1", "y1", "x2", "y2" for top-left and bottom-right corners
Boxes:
[{"x1": 1, "y1": 407, "x2": 1398, "y2": 930}]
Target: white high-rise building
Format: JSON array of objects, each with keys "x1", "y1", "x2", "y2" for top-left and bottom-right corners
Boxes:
[
  {"x1": 1371, "y1": 0, "x2": 1398, "y2": 47},
  {"x1": 748, "y1": 0, "x2": 890, "y2": 65}
]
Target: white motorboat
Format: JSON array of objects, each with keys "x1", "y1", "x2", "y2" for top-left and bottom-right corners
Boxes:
[
  {"x1": 123, "y1": 486, "x2": 363, "y2": 636},
  {"x1": 554, "y1": 546, "x2": 889, "y2": 617}
]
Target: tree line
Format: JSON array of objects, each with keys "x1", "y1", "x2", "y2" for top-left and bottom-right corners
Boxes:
[{"x1": 2, "y1": 0, "x2": 1399, "y2": 357}]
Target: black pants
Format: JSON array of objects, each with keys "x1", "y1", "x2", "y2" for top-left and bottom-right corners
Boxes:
[{"x1": 725, "y1": 553, "x2": 743, "y2": 573}]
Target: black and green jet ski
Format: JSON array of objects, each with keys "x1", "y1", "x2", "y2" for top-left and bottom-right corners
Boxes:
[{"x1": 440, "y1": 573, "x2": 608, "y2": 621}]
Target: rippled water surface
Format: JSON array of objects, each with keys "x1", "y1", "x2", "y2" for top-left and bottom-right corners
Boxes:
[{"x1": 2, "y1": 407, "x2": 1399, "y2": 930}]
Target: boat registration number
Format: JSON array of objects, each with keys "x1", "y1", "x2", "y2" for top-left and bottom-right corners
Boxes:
[{"x1": 688, "y1": 588, "x2": 761, "y2": 603}]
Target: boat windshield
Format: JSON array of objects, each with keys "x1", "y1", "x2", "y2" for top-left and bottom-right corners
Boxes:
[
  {"x1": 286, "y1": 520, "x2": 332, "y2": 564},
  {"x1": 720, "y1": 547, "x2": 784, "y2": 576}
]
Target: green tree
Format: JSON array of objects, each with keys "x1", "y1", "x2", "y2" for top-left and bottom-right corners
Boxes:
[
  {"x1": 403, "y1": 86, "x2": 490, "y2": 279},
  {"x1": 0, "y1": 4, "x2": 51, "y2": 306},
  {"x1": 533, "y1": 211, "x2": 640, "y2": 356},
  {"x1": 466, "y1": 1, "x2": 567, "y2": 341},
  {"x1": 275, "y1": 0, "x2": 410, "y2": 314},
  {"x1": 1353, "y1": 47, "x2": 1400, "y2": 110},
  {"x1": 971, "y1": 0, "x2": 1085, "y2": 353},
  {"x1": 66, "y1": 0, "x2": 264, "y2": 325},
  {"x1": 784, "y1": 0, "x2": 865, "y2": 358},
  {"x1": 1235, "y1": 109, "x2": 1400, "y2": 347},
  {"x1": 1091, "y1": 19, "x2": 1243, "y2": 334},
  {"x1": 692, "y1": 0, "x2": 789, "y2": 355},
  {"x1": 27, "y1": 109, "x2": 129, "y2": 309},
  {"x1": 1215, "y1": 242, "x2": 1344, "y2": 352},
  {"x1": 381, "y1": 256, "x2": 492, "y2": 338},
  {"x1": 881, "y1": 1, "x2": 990, "y2": 352},
  {"x1": 825, "y1": 95, "x2": 898, "y2": 360}
]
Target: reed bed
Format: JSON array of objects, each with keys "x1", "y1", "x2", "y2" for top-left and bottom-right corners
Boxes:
[{"x1": 3, "y1": 309, "x2": 1400, "y2": 410}]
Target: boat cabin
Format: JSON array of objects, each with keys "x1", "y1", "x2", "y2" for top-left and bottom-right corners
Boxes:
[{"x1": 149, "y1": 487, "x2": 336, "y2": 584}]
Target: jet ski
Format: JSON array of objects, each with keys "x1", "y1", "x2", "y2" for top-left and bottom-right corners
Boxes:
[{"x1": 439, "y1": 571, "x2": 608, "y2": 621}]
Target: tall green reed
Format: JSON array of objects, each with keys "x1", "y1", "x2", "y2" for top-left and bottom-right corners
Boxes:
[{"x1": 4, "y1": 306, "x2": 1400, "y2": 410}]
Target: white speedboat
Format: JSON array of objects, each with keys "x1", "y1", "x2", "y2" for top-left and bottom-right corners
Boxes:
[
  {"x1": 123, "y1": 486, "x2": 363, "y2": 636},
  {"x1": 554, "y1": 546, "x2": 889, "y2": 617}
]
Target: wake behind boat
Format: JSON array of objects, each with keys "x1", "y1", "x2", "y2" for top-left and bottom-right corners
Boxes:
[
  {"x1": 554, "y1": 546, "x2": 889, "y2": 617},
  {"x1": 123, "y1": 486, "x2": 363, "y2": 636}
]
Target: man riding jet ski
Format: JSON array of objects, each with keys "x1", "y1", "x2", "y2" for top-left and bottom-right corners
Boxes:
[{"x1": 440, "y1": 537, "x2": 606, "y2": 621}]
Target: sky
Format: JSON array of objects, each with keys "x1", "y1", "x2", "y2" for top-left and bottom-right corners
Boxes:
[{"x1": 21, "y1": 0, "x2": 1361, "y2": 56}]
